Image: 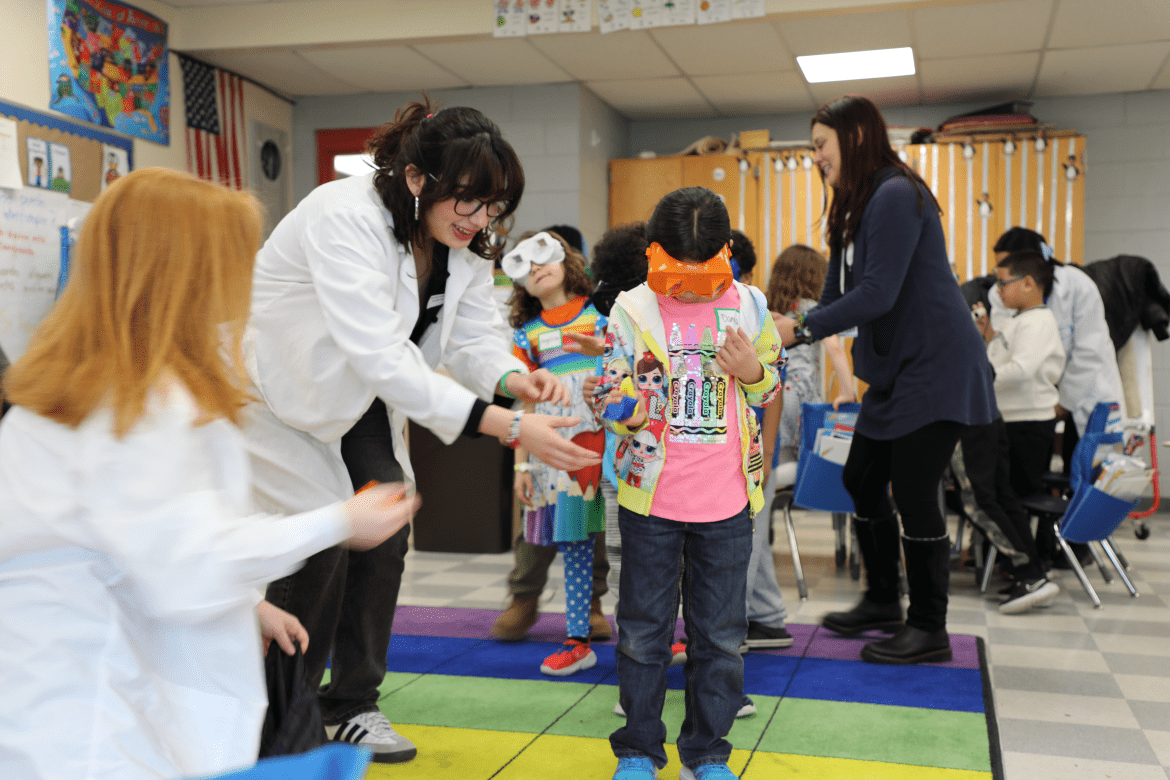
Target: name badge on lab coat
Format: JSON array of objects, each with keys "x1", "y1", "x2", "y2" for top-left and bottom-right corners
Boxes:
[{"x1": 426, "y1": 294, "x2": 445, "y2": 309}]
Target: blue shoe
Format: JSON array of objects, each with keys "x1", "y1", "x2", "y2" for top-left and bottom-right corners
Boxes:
[
  {"x1": 613, "y1": 756, "x2": 658, "y2": 779},
  {"x1": 680, "y1": 763, "x2": 738, "y2": 780}
]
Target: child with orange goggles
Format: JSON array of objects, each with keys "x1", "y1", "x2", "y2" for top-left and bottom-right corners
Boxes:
[{"x1": 645, "y1": 241, "x2": 734, "y2": 299}]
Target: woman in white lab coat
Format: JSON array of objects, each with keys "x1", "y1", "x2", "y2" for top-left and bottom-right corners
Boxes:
[
  {"x1": 243, "y1": 100, "x2": 599, "y2": 762},
  {"x1": 0, "y1": 168, "x2": 418, "y2": 780},
  {"x1": 985, "y1": 227, "x2": 1124, "y2": 561}
]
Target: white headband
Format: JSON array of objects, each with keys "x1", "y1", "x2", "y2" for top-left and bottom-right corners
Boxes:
[{"x1": 501, "y1": 232, "x2": 565, "y2": 283}]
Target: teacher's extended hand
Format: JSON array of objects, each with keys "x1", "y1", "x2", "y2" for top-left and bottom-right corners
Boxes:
[
  {"x1": 506, "y1": 368, "x2": 572, "y2": 406},
  {"x1": 771, "y1": 311, "x2": 798, "y2": 348},
  {"x1": 518, "y1": 414, "x2": 602, "y2": 471}
]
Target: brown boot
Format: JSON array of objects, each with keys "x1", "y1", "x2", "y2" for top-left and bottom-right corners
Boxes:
[
  {"x1": 589, "y1": 597, "x2": 612, "y2": 641},
  {"x1": 491, "y1": 595, "x2": 539, "y2": 641}
]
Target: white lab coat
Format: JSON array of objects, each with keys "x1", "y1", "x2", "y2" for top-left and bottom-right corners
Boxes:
[
  {"x1": 242, "y1": 172, "x2": 525, "y2": 513},
  {"x1": 989, "y1": 264, "x2": 1124, "y2": 436},
  {"x1": 0, "y1": 381, "x2": 350, "y2": 780}
]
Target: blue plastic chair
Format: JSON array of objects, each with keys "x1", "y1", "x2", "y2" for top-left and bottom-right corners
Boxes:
[
  {"x1": 770, "y1": 403, "x2": 861, "y2": 599},
  {"x1": 190, "y1": 744, "x2": 371, "y2": 780},
  {"x1": 1022, "y1": 424, "x2": 1141, "y2": 608}
]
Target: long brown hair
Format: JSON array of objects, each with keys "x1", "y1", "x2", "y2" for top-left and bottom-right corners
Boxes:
[
  {"x1": 768, "y1": 244, "x2": 828, "y2": 314},
  {"x1": 368, "y1": 98, "x2": 524, "y2": 263},
  {"x1": 812, "y1": 95, "x2": 940, "y2": 252},
  {"x1": 507, "y1": 230, "x2": 594, "y2": 329},
  {"x1": 4, "y1": 168, "x2": 261, "y2": 437}
]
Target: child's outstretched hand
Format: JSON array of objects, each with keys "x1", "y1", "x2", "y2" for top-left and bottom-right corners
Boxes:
[
  {"x1": 256, "y1": 599, "x2": 309, "y2": 657},
  {"x1": 563, "y1": 332, "x2": 606, "y2": 357},
  {"x1": 342, "y1": 483, "x2": 420, "y2": 550},
  {"x1": 716, "y1": 328, "x2": 765, "y2": 384},
  {"x1": 582, "y1": 374, "x2": 600, "y2": 410},
  {"x1": 605, "y1": 384, "x2": 646, "y2": 428}
]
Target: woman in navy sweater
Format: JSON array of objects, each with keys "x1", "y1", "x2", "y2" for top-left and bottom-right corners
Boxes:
[{"x1": 775, "y1": 96, "x2": 996, "y2": 664}]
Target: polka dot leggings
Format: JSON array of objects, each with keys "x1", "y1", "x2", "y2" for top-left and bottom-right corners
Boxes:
[{"x1": 560, "y1": 536, "x2": 595, "y2": 641}]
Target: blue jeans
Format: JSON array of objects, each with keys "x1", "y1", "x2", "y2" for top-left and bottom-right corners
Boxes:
[{"x1": 610, "y1": 504, "x2": 752, "y2": 770}]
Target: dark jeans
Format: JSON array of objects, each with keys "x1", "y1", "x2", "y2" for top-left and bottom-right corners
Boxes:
[
  {"x1": 610, "y1": 504, "x2": 752, "y2": 771},
  {"x1": 264, "y1": 398, "x2": 405, "y2": 725},
  {"x1": 1005, "y1": 419, "x2": 1056, "y2": 500},
  {"x1": 959, "y1": 418, "x2": 1045, "y2": 581},
  {"x1": 843, "y1": 420, "x2": 963, "y2": 538},
  {"x1": 507, "y1": 531, "x2": 609, "y2": 599}
]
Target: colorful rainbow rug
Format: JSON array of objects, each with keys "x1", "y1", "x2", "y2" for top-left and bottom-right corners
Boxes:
[{"x1": 363, "y1": 607, "x2": 1004, "y2": 779}]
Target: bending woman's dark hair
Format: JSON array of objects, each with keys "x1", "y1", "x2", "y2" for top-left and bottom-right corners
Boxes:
[
  {"x1": 994, "y1": 226, "x2": 1063, "y2": 266},
  {"x1": 646, "y1": 186, "x2": 730, "y2": 261},
  {"x1": 368, "y1": 99, "x2": 524, "y2": 261},
  {"x1": 812, "y1": 95, "x2": 940, "y2": 252}
]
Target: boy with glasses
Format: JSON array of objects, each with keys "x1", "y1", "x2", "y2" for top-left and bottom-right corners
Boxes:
[{"x1": 980, "y1": 250, "x2": 1066, "y2": 503}]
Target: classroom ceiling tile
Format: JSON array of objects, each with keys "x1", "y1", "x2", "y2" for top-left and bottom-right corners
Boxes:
[
  {"x1": 691, "y1": 72, "x2": 814, "y2": 116},
  {"x1": 584, "y1": 77, "x2": 717, "y2": 119},
  {"x1": 1035, "y1": 42, "x2": 1170, "y2": 97},
  {"x1": 919, "y1": 52, "x2": 1040, "y2": 104},
  {"x1": 196, "y1": 49, "x2": 362, "y2": 95},
  {"x1": 413, "y1": 39, "x2": 573, "y2": 86},
  {"x1": 649, "y1": 20, "x2": 793, "y2": 76},
  {"x1": 525, "y1": 30, "x2": 679, "y2": 81},
  {"x1": 807, "y1": 74, "x2": 921, "y2": 108},
  {"x1": 913, "y1": 0, "x2": 1053, "y2": 60},
  {"x1": 297, "y1": 45, "x2": 469, "y2": 92},
  {"x1": 776, "y1": 9, "x2": 912, "y2": 57},
  {"x1": 1150, "y1": 57, "x2": 1170, "y2": 91},
  {"x1": 1048, "y1": 0, "x2": 1170, "y2": 48}
]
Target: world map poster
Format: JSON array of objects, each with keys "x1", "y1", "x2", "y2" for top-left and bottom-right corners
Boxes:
[{"x1": 47, "y1": 0, "x2": 169, "y2": 145}]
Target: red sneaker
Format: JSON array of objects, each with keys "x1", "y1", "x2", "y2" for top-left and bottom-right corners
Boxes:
[{"x1": 540, "y1": 639, "x2": 597, "y2": 677}]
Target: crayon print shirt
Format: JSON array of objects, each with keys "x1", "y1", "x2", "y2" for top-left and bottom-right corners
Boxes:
[
  {"x1": 648, "y1": 287, "x2": 749, "y2": 522},
  {"x1": 513, "y1": 296, "x2": 607, "y2": 545}
]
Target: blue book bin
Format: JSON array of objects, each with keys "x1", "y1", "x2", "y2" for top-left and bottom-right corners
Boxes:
[{"x1": 792, "y1": 402, "x2": 860, "y2": 514}]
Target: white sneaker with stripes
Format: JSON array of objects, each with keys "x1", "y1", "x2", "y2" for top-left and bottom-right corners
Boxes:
[{"x1": 326, "y1": 711, "x2": 417, "y2": 763}]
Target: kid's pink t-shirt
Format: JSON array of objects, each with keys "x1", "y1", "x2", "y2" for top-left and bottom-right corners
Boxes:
[{"x1": 648, "y1": 287, "x2": 750, "y2": 523}]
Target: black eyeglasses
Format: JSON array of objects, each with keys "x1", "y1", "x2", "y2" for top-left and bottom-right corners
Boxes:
[
  {"x1": 995, "y1": 275, "x2": 1028, "y2": 290},
  {"x1": 427, "y1": 173, "x2": 507, "y2": 218}
]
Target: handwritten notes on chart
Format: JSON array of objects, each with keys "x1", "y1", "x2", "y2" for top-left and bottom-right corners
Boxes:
[{"x1": 0, "y1": 187, "x2": 69, "y2": 360}]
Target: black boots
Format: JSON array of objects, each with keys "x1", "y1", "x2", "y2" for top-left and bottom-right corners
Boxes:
[
  {"x1": 822, "y1": 515, "x2": 905, "y2": 635},
  {"x1": 861, "y1": 537, "x2": 952, "y2": 665}
]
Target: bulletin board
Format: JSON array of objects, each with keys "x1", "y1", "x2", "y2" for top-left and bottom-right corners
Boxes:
[
  {"x1": 1, "y1": 98, "x2": 133, "y2": 202},
  {"x1": 0, "y1": 99, "x2": 130, "y2": 360}
]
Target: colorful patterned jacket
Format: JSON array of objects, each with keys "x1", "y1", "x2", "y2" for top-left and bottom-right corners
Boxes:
[{"x1": 597, "y1": 281, "x2": 784, "y2": 518}]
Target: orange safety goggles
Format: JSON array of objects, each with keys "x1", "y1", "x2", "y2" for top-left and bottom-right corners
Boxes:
[{"x1": 645, "y1": 242, "x2": 734, "y2": 298}]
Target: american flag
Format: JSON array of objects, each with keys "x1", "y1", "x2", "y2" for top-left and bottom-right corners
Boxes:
[{"x1": 178, "y1": 54, "x2": 244, "y2": 189}]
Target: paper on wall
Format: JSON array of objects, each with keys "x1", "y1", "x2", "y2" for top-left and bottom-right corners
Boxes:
[
  {"x1": 0, "y1": 187, "x2": 69, "y2": 359},
  {"x1": 0, "y1": 118, "x2": 22, "y2": 190},
  {"x1": 26, "y1": 138, "x2": 50, "y2": 190},
  {"x1": 731, "y1": 0, "x2": 766, "y2": 19},
  {"x1": 48, "y1": 144, "x2": 72, "y2": 194},
  {"x1": 493, "y1": 0, "x2": 527, "y2": 37},
  {"x1": 527, "y1": 0, "x2": 561, "y2": 34},
  {"x1": 598, "y1": 0, "x2": 632, "y2": 33},
  {"x1": 101, "y1": 144, "x2": 129, "y2": 192},
  {"x1": 697, "y1": 0, "x2": 731, "y2": 24},
  {"x1": 660, "y1": 0, "x2": 697, "y2": 27},
  {"x1": 559, "y1": 0, "x2": 591, "y2": 31}
]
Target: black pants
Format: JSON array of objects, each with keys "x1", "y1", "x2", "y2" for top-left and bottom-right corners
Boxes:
[
  {"x1": 264, "y1": 398, "x2": 406, "y2": 725},
  {"x1": 959, "y1": 418, "x2": 1045, "y2": 581},
  {"x1": 843, "y1": 420, "x2": 963, "y2": 538},
  {"x1": 1005, "y1": 419, "x2": 1056, "y2": 500}
]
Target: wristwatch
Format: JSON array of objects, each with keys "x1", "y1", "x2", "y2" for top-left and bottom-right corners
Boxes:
[{"x1": 514, "y1": 462, "x2": 533, "y2": 473}]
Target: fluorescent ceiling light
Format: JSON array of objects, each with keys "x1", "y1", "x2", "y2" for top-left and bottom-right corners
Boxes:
[
  {"x1": 333, "y1": 153, "x2": 374, "y2": 178},
  {"x1": 797, "y1": 47, "x2": 916, "y2": 83}
]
